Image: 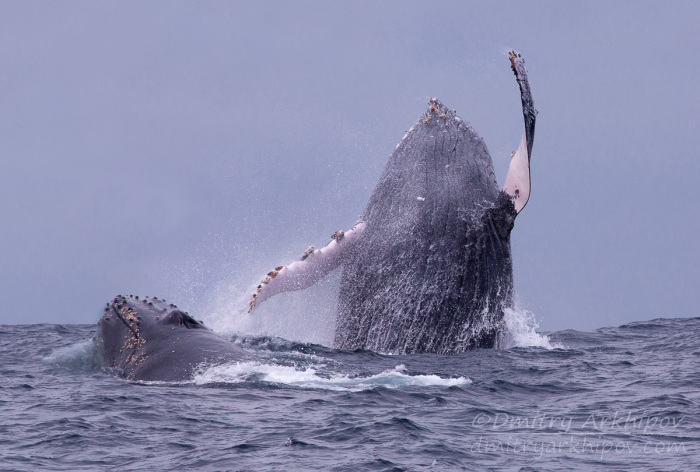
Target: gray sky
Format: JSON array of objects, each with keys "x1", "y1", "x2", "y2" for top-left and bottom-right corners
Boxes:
[{"x1": 1, "y1": 1, "x2": 698, "y2": 333}]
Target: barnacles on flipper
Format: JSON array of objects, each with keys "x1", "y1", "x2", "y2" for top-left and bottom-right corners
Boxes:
[
  {"x1": 508, "y1": 50, "x2": 522, "y2": 63},
  {"x1": 509, "y1": 50, "x2": 527, "y2": 74},
  {"x1": 267, "y1": 265, "x2": 285, "y2": 278},
  {"x1": 250, "y1": 266, "x2": 286, "y2": 312},
  {"x1": 331, "y1": 230, "x2": 344, "y2": 243},
  {"x1": 301, "y1": 246, "x2": 314, "y2": 261},
  {"x1": 249, "y1": 293, "x2": 258, "y2": 312}
]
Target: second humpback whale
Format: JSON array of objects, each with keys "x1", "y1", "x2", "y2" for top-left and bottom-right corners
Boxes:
[
  {"x1": 250, "y1": 51, "x2": 536, "y2": 354},
  {"x1": 96, "y1": 295, "x2": 253, "y2": 381}
]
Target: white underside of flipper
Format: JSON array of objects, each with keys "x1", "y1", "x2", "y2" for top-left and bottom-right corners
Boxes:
[
  {"x1": 503, "y1": 131, "x2": 530, "y2": 213},
  {"x1": 249, "y1": 222, "x2": 366, "y2": 312}
]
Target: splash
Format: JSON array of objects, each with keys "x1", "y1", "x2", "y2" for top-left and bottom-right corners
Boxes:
[
  {"x1": 193, "y1": 363, "x2": 470, "y2": 391},
  {"x1": 201, "y1": 270, "x2": 341, "y2": 347},
  {"x1": 500, "y1": 306, "x2": 561, "y2": 350},
  {"x1": 44, "y1": 339, "x2": 103, "y2": 370}
]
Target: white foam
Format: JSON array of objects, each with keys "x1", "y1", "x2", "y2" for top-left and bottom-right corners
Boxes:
[
  {"x1": 500, "y1": 306, "x2": 562, "y2": 350},
  {"x1": 193, "y1": 363, "x2": 470, "y2": 391}
]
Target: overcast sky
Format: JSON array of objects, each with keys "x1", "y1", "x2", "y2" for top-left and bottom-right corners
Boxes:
[{"x1": 1, "y1": 1, "x2": 698, "y2": 337}]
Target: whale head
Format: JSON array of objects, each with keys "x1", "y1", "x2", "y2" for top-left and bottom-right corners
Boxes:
[{"x1": 95, "y1": 295, "x2": 234, "y2": 381}]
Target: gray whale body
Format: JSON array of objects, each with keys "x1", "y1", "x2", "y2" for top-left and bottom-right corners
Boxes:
[
  {"x1": 250, "y1": 52, "x2": 536, "y2": 354},
  {"x1": 337, "y1": 54, "x2": 535, "y2": 353},
  {"x1": 96, "y1": 295, "x2": 252, "y2": 381},
  {"x1": 336, "y1": 101, "x2": 518, "y2": 352}
]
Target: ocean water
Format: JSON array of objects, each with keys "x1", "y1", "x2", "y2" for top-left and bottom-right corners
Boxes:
[{"x1": 2, "y1": 312, "x2": 698, "y2": 471}]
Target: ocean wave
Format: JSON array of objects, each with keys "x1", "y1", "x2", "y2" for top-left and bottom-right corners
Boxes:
[{"x1": 192, "y1": 362, "x2": 471, "y2": 391}]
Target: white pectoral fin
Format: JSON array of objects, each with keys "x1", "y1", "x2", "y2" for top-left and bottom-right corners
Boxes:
[
  {"x1": 248, "y1": 222, "x2": 366, "y2": 312},
  {"x1": 505, "y1": 51, "x2": 536, "y2": 215},
  {"x1": 503, "y1": 131, "x2": 530, "y2": 214}
]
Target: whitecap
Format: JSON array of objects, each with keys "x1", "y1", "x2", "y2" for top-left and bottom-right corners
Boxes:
[{"x1": 193, "y1": 362, "x2": 470, "y2": 391}]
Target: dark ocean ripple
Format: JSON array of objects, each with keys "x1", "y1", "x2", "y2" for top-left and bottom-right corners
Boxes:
[{"x1": 1, "y1": 317, "x2": 698, "y2": 471}]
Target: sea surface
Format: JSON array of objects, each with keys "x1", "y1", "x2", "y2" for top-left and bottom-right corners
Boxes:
[{"x1": 1, "y1": 313, "x2": 698, "y2": 471}]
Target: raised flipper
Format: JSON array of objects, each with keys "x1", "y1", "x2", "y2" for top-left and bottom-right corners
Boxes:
[
  {"x1": 503, "y1": 51, "x2": 536, "y2": 214},
  {"x1": 248, "y1": 222, "x2": 366, "y2": 312}
]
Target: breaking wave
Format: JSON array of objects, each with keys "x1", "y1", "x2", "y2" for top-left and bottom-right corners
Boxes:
[{"x1": 193, "y1": 362, "x2": 470, "y2": 391}]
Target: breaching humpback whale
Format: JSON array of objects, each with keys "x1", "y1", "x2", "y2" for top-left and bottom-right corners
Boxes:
[
  {"x1": 250, "y1": 51, "x2": 536, "y2": 354},
  {"x1": 96, "y1": 295, "x2": 252, "y2": 381}
]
